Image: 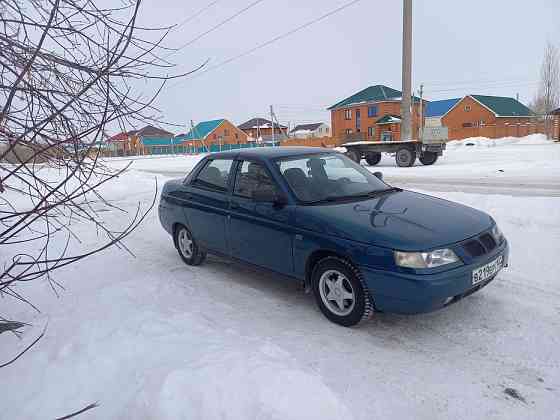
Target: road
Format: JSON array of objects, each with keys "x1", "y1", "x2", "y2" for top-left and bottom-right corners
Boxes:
[{"x1": 139, "y1": 168, "x2": 560, "y2": 197}]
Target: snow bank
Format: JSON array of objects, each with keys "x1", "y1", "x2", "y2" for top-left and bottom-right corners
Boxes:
[
  {"x1": 2, "y1": 142, "x2": 560, "y2": 419},
  {"x1": 447, "y1": 134, "x2": 551, "y2": 148}
]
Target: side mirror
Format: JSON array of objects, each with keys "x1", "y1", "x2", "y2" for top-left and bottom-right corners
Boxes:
[{"x1": 373, "y1": 171, "x2": 383, "y2": 181}]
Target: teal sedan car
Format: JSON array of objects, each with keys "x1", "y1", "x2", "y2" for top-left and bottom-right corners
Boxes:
[{"x1": 159, "y1": 147, "x2": 508, "y2": 327}]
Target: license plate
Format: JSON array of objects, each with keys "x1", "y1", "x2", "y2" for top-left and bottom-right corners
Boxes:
[{"x1": 472, "y1": 255, "x2": 503, "y2": 285}]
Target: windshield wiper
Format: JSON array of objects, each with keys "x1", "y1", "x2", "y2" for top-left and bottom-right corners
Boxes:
[{"x1": 305, "y1": 187, "x2": 402, "y2": 205}]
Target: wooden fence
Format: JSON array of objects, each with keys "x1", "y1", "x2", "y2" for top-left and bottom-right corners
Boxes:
[{"x1": 448, "y1": 122, "x2": 545, "y2": 141}]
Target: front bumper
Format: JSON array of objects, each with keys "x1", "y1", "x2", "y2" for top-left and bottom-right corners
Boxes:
[{"x1": 360, "y1": 240, "x2": 509, "y2": 315}]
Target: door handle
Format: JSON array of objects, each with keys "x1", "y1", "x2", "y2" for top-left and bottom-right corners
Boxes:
[{"x1": 230, "y1": 201, "x2": 240, "y2": 209}]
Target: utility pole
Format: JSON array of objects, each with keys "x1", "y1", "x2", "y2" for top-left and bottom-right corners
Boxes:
[
  {"x1": 270, "y1": 105, "x2": 275, "y2": 146},
  {"x1": 418, "y1": 83, "x2": 424, "y2": 140},
  {"x1": 400, "y1": 0, "x2": 413, "y2": 141}
]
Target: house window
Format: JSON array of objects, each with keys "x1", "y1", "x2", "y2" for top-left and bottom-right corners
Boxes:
[
  {"x1": 462, "y1": 122, "x2": 473, "y2": 128},
  {"x1": 368, "y1": 105, "x2": 378, "y2": 118},
  {"x1": 465, "y1": 105, "x2": 472, "y2": 112},
  {"x1": 344, "y1": 109, "x2": 352, "y2": 120},
  {"x1": 345, "y1": 129, "x2": 353, "y2": 135},
  {"x1": 235, "y1": 133, "x2": 239, "y2": 139},
  {"x1": 368, "y1": 126, "x2": 375, "y2": 138},
  {"x1": 224, "y1": 129, "x2": 230, "y2": 137}
]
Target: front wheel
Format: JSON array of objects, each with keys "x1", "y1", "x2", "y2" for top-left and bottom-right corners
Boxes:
[
  {"x1": 174, "y1": 224, "x2": 207, "y2": 266},
  {"x1": 395, "y1": 147, "x2": 417, "y2": 167},
  {"x1": 365, "y1": 152, "x2": 381, "y2": 166},
  {"x1": 312, "y1": 257, "x2": 374, "y2": 327},
  {"x1": 419, "y1": 151, "x2": 438, "y2": 165}
]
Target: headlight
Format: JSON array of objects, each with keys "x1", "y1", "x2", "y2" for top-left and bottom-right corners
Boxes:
[
  {"x1": 492, "y1": 224, "x2": 504, "y2": 244},
  {"x1": 394, "y1": 249, "x2": 460, "y2": 269}
]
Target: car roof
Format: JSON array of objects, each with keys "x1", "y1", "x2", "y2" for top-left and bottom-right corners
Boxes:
[{"x1": 207, "y1": 146, "x2": 335, "y2": 161}]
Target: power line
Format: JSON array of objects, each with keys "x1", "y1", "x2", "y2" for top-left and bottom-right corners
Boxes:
[
  {"x1": 168, "y1": 0, "x2": 267, "y2": 58},
  {"x1": 426, "y1": 81, "x2": 538, "y2": 94},
  {"x1": 170, "y1": 0, "x2": 363, "y2": 87},
  {"x1": 174, "y1": 1, "x2": 221, "y2": 30}
]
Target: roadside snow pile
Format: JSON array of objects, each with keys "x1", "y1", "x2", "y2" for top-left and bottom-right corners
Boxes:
[{"x1": 447, "y1": 134, "x2": 551, "y2": 148}]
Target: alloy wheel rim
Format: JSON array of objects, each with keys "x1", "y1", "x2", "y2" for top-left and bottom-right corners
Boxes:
[
  {"x1": 178, "y1": 228, "x2": 193, "y2": 259},
  {"x1": 319, "y1": 270, "x2": 355, "y2": 316}
]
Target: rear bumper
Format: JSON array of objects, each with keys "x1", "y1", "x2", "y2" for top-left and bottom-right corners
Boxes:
[{"x1": 360, "y1": 240, "x2": 509, "y2": 315}]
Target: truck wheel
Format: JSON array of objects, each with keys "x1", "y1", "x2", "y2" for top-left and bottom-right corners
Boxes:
[
  {"x1": 174, "y1": 224, "x2": 206, "y2": 266},
  {"x1": 419, "y1": 151, "x2": 438, "y2": 165},
  {"x1": 345, "y1": 150, "x2": 360, "y2": 163},
  {"x1": 312, "y1": 256, "x2": 374, "y2": 327},
  {"x1": 395, "y1": 147, "x2": 416, "y2": 167},
  {"x1": 365, "y1": 152, "x2": 381, "y2": 166}
]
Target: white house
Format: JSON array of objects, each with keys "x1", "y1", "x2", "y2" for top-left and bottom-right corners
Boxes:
[{"x1": 289, "y1": 123, "x2": 330, "y2": 139}]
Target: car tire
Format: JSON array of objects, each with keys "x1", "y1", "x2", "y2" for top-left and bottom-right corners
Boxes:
[
  {"x1": 345, "y1": 150, "x2": 360, "y2": 163},
  {"x1": 419, "y1": 151, "x2": 438, "y2": 165},
  {"x1": 395, "y1": 147, "x2": 417, "y2": 167},
  {"x1": 365, "y1": 152, "x2": 382, "y2": 166},
  {"x1": 173, "y1": 224, "x2": 206, "y2": 266},
  {"x1": 311, "y1": 256, "x2": 374, "y2": 327}
]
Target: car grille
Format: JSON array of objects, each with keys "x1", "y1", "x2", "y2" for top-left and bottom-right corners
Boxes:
[{"x1": 462, "y1": 232, "x2": 498, "y2": 258}]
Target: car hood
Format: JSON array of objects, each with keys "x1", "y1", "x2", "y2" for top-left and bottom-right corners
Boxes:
[{"x1": 294, "y1": 190, "x2": 493, "y2": 251}]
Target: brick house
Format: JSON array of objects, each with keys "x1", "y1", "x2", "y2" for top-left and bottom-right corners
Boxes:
[
  {"x1": 106, "y1": 131, "x2": 134, "y2": 156},
  {"x1": 177, "y1": 119, "x2": 248, "y2": 152},
  {"x1": 133, "y1": 125, "x2": 176, "y2": 155},
  {"x1": 328, "y1": 85, "x2": 424, "y2": 143},
  {"x1": 441, "y1": 95, "x2": 536, "y2": 140},
  {"x1": 106, "y1": 125, "x2": 177, "y2": 156},
  {"x1": 238, "y1": 118, "x2": 287, "y2": 140},
  {"x1": 551, "y1": 107, "x2": 560, "y2": 141}
]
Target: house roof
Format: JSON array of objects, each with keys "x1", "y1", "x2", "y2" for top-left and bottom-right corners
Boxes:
[
  {"x1": 376, "y1": 114, "x2": 402, "y2": 124},
  {"x1": 135, "y1": 125, "x2": 174, "y2": 138},
  {"x1": 176, "y1": 119, "x2": 225, "y2": 141},
  {"x1": 328, "y1": 85, "x2": 421, "y2": 110},
  {"x1": 425, "y1": 98, "x2": 461, "y2": 118},
  {"x1": 290, "y1": 123, "x2": 324, "y2": 133},
  {"x1": 238, "y1": 118, "x2": 287, "y2": 130},
  {"x1": 469, "y1": 95, "x2": 534, "y2": 117},
  {"x1": 550, "y1": 107, "x2": 560, "y2": 115},
  {"x1": 107, "y1": 132, "x2": 129, "y2": 143}
]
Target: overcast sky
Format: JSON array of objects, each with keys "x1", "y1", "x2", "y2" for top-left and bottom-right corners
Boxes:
[{"x1": 136, "y1": 0, "x2": 560, "y2": 132}]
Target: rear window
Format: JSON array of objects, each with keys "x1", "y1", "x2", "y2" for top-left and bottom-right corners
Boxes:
[{"x1": 192, "y1": 159, "x2": 234, "y2": 192}]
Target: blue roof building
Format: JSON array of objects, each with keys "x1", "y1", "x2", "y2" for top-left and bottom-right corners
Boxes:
[{"x1": 424, "y1": 98, "x2": 461, "y2": 118}]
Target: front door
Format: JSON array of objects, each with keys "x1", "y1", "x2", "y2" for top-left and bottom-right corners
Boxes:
[
  {"x1": 228, "y1": 160, "x2": 294, "y2": 275},
  {"x1": 184, "y1": 158, "x2": 234, "y2": 254}
]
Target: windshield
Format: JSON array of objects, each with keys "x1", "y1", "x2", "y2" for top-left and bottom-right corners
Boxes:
[{"x1": 276, "y1": 153, "x2": 391, "y2": 203}]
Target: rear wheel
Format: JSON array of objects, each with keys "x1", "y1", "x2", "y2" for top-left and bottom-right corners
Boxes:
[
  {"x1": 419, "y1": 151, "x2": 438, "y2": 165},
  {"x1": 395, "y1": 147, "x2": 417, "y2": 167},
  {"x1": 345, "y1": 149, "x2": 360, "y2": 163},
  {"x1": 174, "y1": 224, "x2": 206, "y2": 266},
  {"x1": 365, "y1": 152, "x2": 381, "y2": 166},
  {"x1": 312, "y1": 256, "x2": 374, "y2": 327}
]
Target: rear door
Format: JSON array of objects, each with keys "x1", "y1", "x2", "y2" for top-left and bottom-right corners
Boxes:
[
  {"x1": 228, "y1": 160, "x2": 294, "y2": 275},
  {"x1": 184, "y1": 158, "x2": 234, "y2": 255}
]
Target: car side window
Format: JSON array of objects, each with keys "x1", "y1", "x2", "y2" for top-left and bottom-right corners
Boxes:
[
  {"x1": 192, "y1": 159, "x2": 234, "y2": 192},
  {"x1": 233, "y1": 161, "x2": 278, "y2": 199}
]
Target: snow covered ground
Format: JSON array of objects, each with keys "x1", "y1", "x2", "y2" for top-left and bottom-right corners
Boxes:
[{"x1": 1, "y1": 135, "x2": 560, "y2": 419}]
